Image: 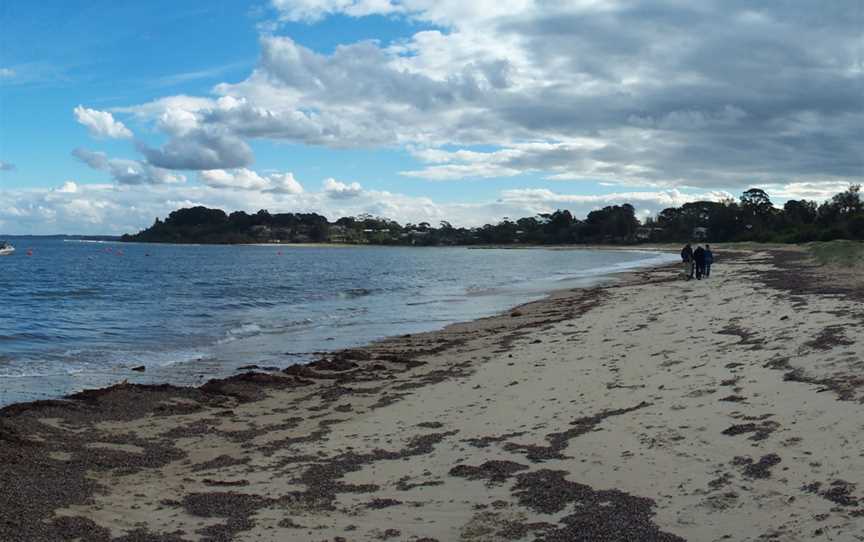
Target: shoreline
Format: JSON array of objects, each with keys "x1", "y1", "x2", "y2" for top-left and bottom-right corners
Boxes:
[
  {"x1": 3, "y1": 247, "x2": 864, "y2": 541},
  {"x1": 0, "y1": 248, "x2": 677, "y2": 408},
  {"x1": 107, "y1": 237, "x2": 682, "y2": 250}
]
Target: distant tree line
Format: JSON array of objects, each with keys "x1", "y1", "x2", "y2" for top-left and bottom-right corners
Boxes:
[
  {"x1": 122, "y1": 185, "x2": 864, "y2": 245},
  {"x1": 649, "y1": 185, "x2": 864, "y2": 243}
]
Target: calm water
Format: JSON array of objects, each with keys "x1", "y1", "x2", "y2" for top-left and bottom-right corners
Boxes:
[{"x1": 0, "y1": 239, "x2": 676, "y2": 405}]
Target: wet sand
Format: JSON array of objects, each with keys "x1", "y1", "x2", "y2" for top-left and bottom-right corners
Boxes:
[{"x1": 2, "y1": 247, "x2": 863, "y2": 541}]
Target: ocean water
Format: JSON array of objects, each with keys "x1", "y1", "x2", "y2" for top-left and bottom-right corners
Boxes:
[{"x1": 0, "y1": 239, "x2": 676, "y2": 405}]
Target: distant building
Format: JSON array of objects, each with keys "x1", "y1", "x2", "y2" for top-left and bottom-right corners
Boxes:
[
  {"x1": 328, "y1": 225, "x2": 351, "y2": 243},
  {"x1": 636, "y1": 227, "x2": 663, "y2": 241}
]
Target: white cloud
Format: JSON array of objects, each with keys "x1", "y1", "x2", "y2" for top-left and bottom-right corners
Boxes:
[
  {"x1": 403, "y1": 141, "x2": 612, "y2": 181},
  {"x1": 755, "y1": 181, "x2": 859, "y2": 202},
  {"x1": 0, "y1": 160, "x2": 15, "y2": 171},
  {"x1": 73, "y1": 148, "x2": 185, "y2": 185},
  {"x1": 73, "y1": 106, "x2": 133, "y2": 139},
  {"x1": 199, "y1": 168, "x2": 270, "y2": 190},
  {"x1": 113, "y1": 95, "x2": 217, "y2": 118},
  {"x1": 270, "y1": 0, "x2": 403, "y2": 22},
  {"x1": 206, "y1": 1, "x2": 864, "y2": 188},
  {"x1": 198, "y1": 168, "x2": 304, "y2": 194},
  {"x1": 269, "y1": 0, "x2": 536, "y2": 26},
  {"x1": 47, "y1": 0, "x2": 859, "y2": 217},
  {"x1": 268, "y1": 172, "x2": 304, "y2": 194},
  {"x1": 54, "y1": 181, "x2": 79, "y2": 193},
  {"x1": 157, "y1": 107, "x2": 200, "y2": 136},
  {"x1": 499, "y1": 188, "x2": 732, "y2": 209},
  {"x1": 322, "y1": 178, "x2": 363, "y2": 199}
]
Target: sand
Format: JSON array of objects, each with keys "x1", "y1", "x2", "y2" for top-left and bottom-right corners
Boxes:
[{"x1": 2, "y1": 247, "x2": 863, "y2": 541}]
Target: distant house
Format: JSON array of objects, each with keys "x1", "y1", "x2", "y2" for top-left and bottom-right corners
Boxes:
[
  {"x1": 635, "y1": 227, "x2": 663, "y2": 241},
  {"x1": 693, "y1": 226, "x2": 709, "y2": 240},
  {"x1": 328, "y1": 225, "x2": 350, "y2": 244}
]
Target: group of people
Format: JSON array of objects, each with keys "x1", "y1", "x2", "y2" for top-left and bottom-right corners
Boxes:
[{"x1": 680, "y1": 243, "x2": 714, "y2": 280}]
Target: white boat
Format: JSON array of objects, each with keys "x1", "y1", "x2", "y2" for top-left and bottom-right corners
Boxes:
[{"x1": 0, "y1": 241, "x2": 14, "y2": 256}]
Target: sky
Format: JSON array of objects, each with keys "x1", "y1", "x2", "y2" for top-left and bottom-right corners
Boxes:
[{"x1": 0, "y1": 0, "x2": 862, "y2": 235}]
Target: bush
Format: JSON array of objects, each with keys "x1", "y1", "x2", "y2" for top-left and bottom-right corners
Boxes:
[
  {"x1": 848, "y1": 215, "x2": 864, "y2": 240},
  {"x1": 819, "y1": 228, "x2": 845, "y2": 242}
]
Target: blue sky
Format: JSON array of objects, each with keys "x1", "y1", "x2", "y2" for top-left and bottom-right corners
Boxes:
[{"x1": 1, "y1": 1, "x2": 861, "y2": 234}]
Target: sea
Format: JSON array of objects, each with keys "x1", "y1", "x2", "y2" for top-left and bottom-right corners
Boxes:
[{"x1": 0, "y1": 238, "x2": 677, "y2": 406}]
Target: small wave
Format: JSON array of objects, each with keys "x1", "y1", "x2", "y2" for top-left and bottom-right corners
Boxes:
[
  {"x1": 465, "y1": 284, "x2": 503, "y2": 296},
  {"x1": 222, "y1": 323, "x2": 263, "y2": 341},
  {"x1": 0, "y1": 332, "x2": 56, "y2": 342},
  {"x1": 216, "y1": 299, "x2": 282, "y2": 310},
  {"x1": 339, "y1": 288, "x2": 373, "y2": 299},
  {"x1": 150, "y1": 350, "x2": 208, "y2": 368},
  {"x1": 216, "y1": 317, "x2": 319, "y2": 344},
  {"x1": 30, "y1": 288, "x2": 102, "y2": 300},
  {"x1": 405, "y1": 299, "x2": 441, "y2": 306},
  {"x1": 0, "y1": 364, "x2": 87, "y2": 378}
]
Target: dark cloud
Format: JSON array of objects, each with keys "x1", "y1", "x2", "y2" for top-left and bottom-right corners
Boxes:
[
  {"x1": 121, "y1": 1, "x2": 861, "y2": 189},
  {"x1": 139, "y1": 127, "x2": 253, "y2": 170},
  {"x1": 483, "y1": 1, "x2": 864, "y2": 185}
]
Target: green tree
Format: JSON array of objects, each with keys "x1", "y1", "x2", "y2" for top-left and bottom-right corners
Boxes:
[
  {"x1": 830, "y1": 184, "x2": 862, "y2": 216},
  {"x1": 783, "y1": 200, "x2": 817, "y2": 224}
]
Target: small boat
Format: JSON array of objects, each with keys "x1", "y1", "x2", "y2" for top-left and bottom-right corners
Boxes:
[{"x1": 0, "y1": 241, "x2": 15, "y2": 256}]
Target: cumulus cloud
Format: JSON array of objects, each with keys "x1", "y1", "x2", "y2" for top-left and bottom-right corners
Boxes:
[
  {"x1": 267, "y1": 172, "x2": 305, "y2": 194},
  {"x1": 74, "y1": 106, "x2": 133, "y2": 139},
  {"x1": 54, "y1": 181, "x2": 79, "y2": 193},
  {"x1": 49, "y1": 0, "x2": 859, "y2": 228},
  {"x1": 210, "y1": 1, "x2": 864, "y2": 188},
  {"x1": 73, "y1": 148, "x2": 185, "y2": 185},
  {"x1": 199, "y1": 168, "x2": 269, "y2": 190},
  {"x1": 323, "y1": 178, "x2": 363, "y2": 199},
  {"x1": 198, "y1": 168, "x2": 304, "y2": 194},
  {"x1": 0, "y1": 160, "x2": 15, "y2": 171},
  {"x1": 138, "y1": 126, "x2": 253, "y2": 170}
]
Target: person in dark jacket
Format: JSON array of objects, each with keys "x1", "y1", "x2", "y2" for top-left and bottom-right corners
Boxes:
[
  {"x1": 704, "y1": 245, "x2": 714, "y2": 278},
  {"x1": 680, "y1": 244, "x2": 693, "y2": 280},
  {"x1": 693, "y1": 245, "x2": 706, "y2": 279}
]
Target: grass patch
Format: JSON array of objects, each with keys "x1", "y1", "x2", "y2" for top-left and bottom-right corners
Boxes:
[{"x1": 806, "y1": 240, "x2": 864, "y2": 267}]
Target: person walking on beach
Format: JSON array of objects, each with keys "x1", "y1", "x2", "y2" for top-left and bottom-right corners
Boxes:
[
  {"x1": 704, "y1": 245, "x2": 714, "y2": 278},
  {"x1": 680, "y1": 243, "x2": 694, "y2": 280},
  {"x1": 693, "y1": 245, "x2": 706, "y2": 280}
]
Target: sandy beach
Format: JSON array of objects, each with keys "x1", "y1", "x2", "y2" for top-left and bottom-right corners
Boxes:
[{"x1": 2, "y1": 247, "x2": 863, "y2": 541}]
